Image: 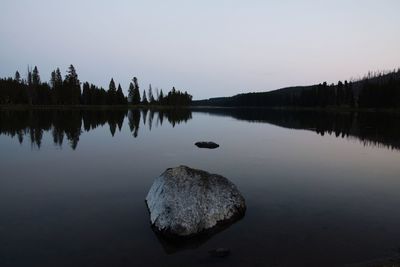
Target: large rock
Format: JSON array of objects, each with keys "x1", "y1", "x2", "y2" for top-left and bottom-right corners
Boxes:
[{"x1": 145, "y1": 166, "x2": 246, "y2": 237}]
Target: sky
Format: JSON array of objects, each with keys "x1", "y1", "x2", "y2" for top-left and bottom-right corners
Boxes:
[{"x1": 1, "y1": 0, "x2": 399, "y2": 100}]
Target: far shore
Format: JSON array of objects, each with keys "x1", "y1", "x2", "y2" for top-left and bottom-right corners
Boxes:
[
  {"x1": 191, "y1": 105, "x2": 400, "y2": 113},
  {"x1": 1, "y1": 104, "x2": 400, "y2": 114},
  {"x1": 0, "y1": 104, "x2": 190, "y2": 110}
]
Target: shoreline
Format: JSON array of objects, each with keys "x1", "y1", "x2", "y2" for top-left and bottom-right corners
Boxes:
[
  {"x1": 1, "y1": 104, "x2": 400, "y2": 114},
  {"x1": 0, "y1": 104, "x2": 190, "y2": 110}
]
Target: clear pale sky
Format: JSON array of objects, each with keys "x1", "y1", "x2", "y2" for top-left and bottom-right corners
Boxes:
[{"x1": 1, "y1": 0, "x2": 399, "y2": 99}]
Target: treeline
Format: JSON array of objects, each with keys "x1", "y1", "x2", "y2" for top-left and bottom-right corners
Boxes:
[
  {"x1": 0, "y1": 65, "x2": 192, "y2": 106},
  {"x1": 194, "y1": 69, "x2": 400, "y2": 109},
  {"x1": 358, "y1": 70, "x2": 400, "y2": 108}
]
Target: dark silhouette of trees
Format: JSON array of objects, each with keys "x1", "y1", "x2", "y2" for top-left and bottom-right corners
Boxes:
[
  {"x1": 32, "y1": 66, "x2": 40, "y2": 86},
  {"x1": 50, "y1": 68, "x2": 63, "y2": 104},
  {"x1": 117, "y1": 84, "x2": 126, "y2": 105},
  {"x1": 358, "y1": 70, "x2": 400, "y2": 108},
  {"x1": 80, "y1": 82, "x2": 109, "y2": 105},
  {"x1": 142, "y1": 90, "x2": 148, "y2": 104},
  {"x1": 107, "y1": 78, "x2": 117, "y2": 105},
  {"x1": 125, "y1": 80, "x2": 192, "y2": 106},
  {"x1": 0, "y1": 65, "x2": 192, "y2": 106},
  {"x1": 148, "y1": 84, "x2": 155, "y2": 104},
  {"x1": 81, "y1": 82, "x2": 91, "y2": 105},
  {"x1": 6, "y1": 65, "x2": 399, "y2": 109},
  {"x1": 194, "y1": 69, "x2": 400, "y2": 109},
  {"x1": 128, "y1": 82, "x2": 135, "y2": 103},
  {"x1": 130, "y1": 77, "x2": 141, "y2": 105},
  {"x1": 160, "y1": 87, "x2": 192, "y2": 106},
  {"x1": 63, "y1": 65, "x2": 81, "y2": 105},
  {"x1": 159, "y1": 89, "x2": 164, "y2": 104},
  {"x1": 14, "y1": 71, "x2": 20, "y2": 83},
  {"x1": 24, "y1": 66, "x2": 52, "y2": 105},
  {"x1": 0, "y1": 76, "x2": 27, "y2": 104}
]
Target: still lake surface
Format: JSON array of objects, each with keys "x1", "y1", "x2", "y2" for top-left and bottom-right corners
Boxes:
[{"x1": 1, "y1": 108, "x2": 400, "y2": 267}]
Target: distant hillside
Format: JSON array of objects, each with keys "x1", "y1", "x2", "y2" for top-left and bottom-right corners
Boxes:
[{"x1": 193, "y1": 69, "x2": 400, "y2": 109}]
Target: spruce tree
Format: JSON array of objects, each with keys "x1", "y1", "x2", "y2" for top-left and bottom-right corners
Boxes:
[
  {"x1": 50, "y1": 71, "x2": 56, "y2": 88},
  {"x1": 132, "y1": 77, "x2": 141, "y2": 104},
  {"x1": 159, "y1": 89, "x2": 164, "y2": 105},
  {"x1": 14, "y1": 71, "x2": 21, "y2": 83},
  {"x1": 128, "y1": 82, "x2": 135, "y2": 104},
  {"x1": 116, "y1": 83, "x2": 125, "y2": 104},
  {"x1": 108, "y1": 78, "x2": 117, "y2": 104},
  {"x1": 55, "y1": 68, "x2": 63, "y2": 86},
  {"x1": 26, "y1": 67, "x2": 33, "y2": 104},
  {"x1": 32, "y1": 66, "x2": 41, "y2": 86},
  {"x1": 142, "y1": 90, "x2": 148, "y2": 104},
  {"x1": 64, "y1": 65, "x2": 81, "y2": 104},
  {"x1": 27, "y1": 67, "x2": 32, "y2": 86},
  {"x1": 148, "y1": 84, "x2": 154, "y2": 104},
  {"x1": 52, "y1": 68, "x2": 63, "y2": 104}
]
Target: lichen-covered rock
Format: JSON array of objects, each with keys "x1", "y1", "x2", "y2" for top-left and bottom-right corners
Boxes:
[
  {"x1": 195, "y1": 141, "x2": 219, "y2": 149},
  {"x1": 145, "y1": 166, "x2": 246, "y2": 237}
]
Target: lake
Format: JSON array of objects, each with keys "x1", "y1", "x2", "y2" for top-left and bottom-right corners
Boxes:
[{"x1": 1, "y1": 108, "x2": 400, "y2": 267}]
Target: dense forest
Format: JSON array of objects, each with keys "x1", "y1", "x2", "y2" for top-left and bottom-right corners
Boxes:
[
  {"x1": 194, "y1": 69, "x2": 400, "y2": 109},
  {"x1": 0, "y1": 65, "x2": 192, "y2": 106}
]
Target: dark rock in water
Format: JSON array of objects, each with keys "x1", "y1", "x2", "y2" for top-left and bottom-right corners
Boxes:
[
  {"x1": 195, "y1": 141, "x2": 219, "y2": 149},
  {"x1": 145, "y1": 166, "x2": 246, "y2": 237},
  {"x1": 209, "y1": 247, "x2": 231, "y2": 257}
]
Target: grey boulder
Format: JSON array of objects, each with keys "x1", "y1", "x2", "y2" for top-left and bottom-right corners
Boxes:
[{"x1": 145, "y1": 166, "x2": 246, "y2": 237}]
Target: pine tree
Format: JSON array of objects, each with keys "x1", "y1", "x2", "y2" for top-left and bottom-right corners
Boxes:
[
  {"x1": 49, "y1": 70, "x2": 57, "y2": 104},
  {"x1": 26, "y1": 67, "x2": 33, "y2": 104},
  {"x1": 27, "y1": 67, "x2": 32, "y2": 86},
  {"x1": 64, "y1": 65, "x2": 81, "y2": 104},
  {"x1": 14, "y1": 71, "x2": 21, "y2": 83},
  {"x1": 159, "y1": 89, "x2": 164, "y2": 104},
  {"x1": 52, "y1": 68, "x2": 63, "y2": 104},
  {"x1": 65, "y1": 65, "x2": 79, "y2": 86},
  {"x1": 155, "y1": 87, "x2": 159, "y2": 102},
  {"x1": 142, "y1": 90, "x2": 148, "y2": 104},
  {"x1": 32, "y1": 66, "x2": 41, "y2": 86},
  {"x1": 132, "y1": 77, "x2": 141, "y2": 104},
  {"x1": 128, "y1": 82, "x2": 135, "y2": 103},
  {"x1": 55, "y1": 68, "x2": 63, "y2": 86},
  {"x1": 108, "y1": 78, "x2": 117, "y2": 104},
  {"x1": 50, "y1": 71, "x2": 56, "y2": 88},
  {"x1": 116, "y1": 83, "x2": 125, "y2": 104},
  {"x1": 148, "y1": 84, "x2": 154, "y2": 104}
]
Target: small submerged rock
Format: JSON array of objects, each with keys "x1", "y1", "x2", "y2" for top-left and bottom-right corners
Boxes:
[
  {"x1": 145, "y1": 166, "x2": 246, "y2": 237},
  {"x1": 195, "y1": 141, "x2": 219, "y2": 149}
]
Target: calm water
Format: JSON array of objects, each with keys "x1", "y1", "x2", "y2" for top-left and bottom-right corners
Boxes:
[{"x1": 1, "y1": 108, "x2": 400, "y2": 267}]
